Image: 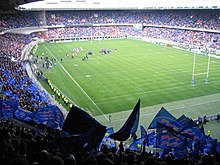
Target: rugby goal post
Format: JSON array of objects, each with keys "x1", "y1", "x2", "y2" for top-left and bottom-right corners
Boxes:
[{"x1": 191, "y1": 52, "x2": 211, "y2": 86}]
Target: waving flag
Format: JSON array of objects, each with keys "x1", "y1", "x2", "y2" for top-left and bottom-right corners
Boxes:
[
  {"x1": 99, "y1": 127, "x2": 115, "y2": 149},
  {"x1": 14, "y1": 108, "x2": 32, "y2": 121},
  {"x1": 204, "y1": 136, "x2": 217, "y2": 155},
  {"x1": 156, "y1": 122, "x2": 189, "y2": 159},
  {"x1": 0, "y1": 100, "x2": 19, "y2": 119},
  {"x1": 34, "y1": 105, "x2": 64, "y2": 129},
  {"x1": 56, "y1": 129, "x2": 94, "y2": 154},
  {"x1": 129, "y1": 125, "x2": 147, "y2": 151},
  {"x1": 148, "y1": 107, "x2": 183, "y2": 131},
  {"x1": 140, "y1": 125, "x2": 156, "y2": 146},
  {"x1": 178, "y1": 115, "x2": 190, "y2": 127},
  {"x1": 140, "y1": 125, "x2": 148, "y2": 138},
  {"x1": 180, "y1": 119, "x2": 206, "y2": 145},
  {"x1": 129, "y1": 138, "x2": 143, "y2": 151},
  {"x1": 62, "y1": 106, "x2": 106, "y2": 151},
  {"x1": 109, "y1": 99, "x2": 140, "y2": 141},
  {"x1": 156, "y1": 122, "x2": 187, "y2": 150}
]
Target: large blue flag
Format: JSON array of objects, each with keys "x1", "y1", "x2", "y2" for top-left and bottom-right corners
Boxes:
[
  {"x1": 56, "y1": 129, "x2": 94, "y2": 154},
  {"x1": 204, "y1": 136, "x2": 217, "y2": 155},
  {"x1": 14, "y1": 108, "x2": 32, "y2": 121},
  {"x1": 62, "y1": 106, "x2": 106, "y2": 151},
  {"x1": 180, "y1": 118, "x2": 206, "y2": 146},
  {"x1": 140, "y1": 125, "x2": 156, "y2": 146},
  {"x1": 178, "y1": 115, "x2": 190, "y2": 127},
  {"x1": 0, "y1": 100, "x2": 19, "y2": 119},
  {"x1": 129, "y1": 125, "x2": 147, "y2": 151},
  {"x1": 148, "y1": 107, "x2": 183, "y2": 131},
  {"x1": 140, "y1": 125, "x2": 148, "y2": 138},
  {"x1": 156, "y1": 122, "x2": 187, "y2": 150},
  {"x1": 34, "y1": 105, "x2": 65, "y2": 129},
  {"x1": 109, "y1": 99, "x2": 140, "y2": 141}
]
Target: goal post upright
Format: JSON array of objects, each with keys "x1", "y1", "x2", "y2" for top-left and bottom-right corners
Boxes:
[
  {"x1": 191, "y1": 52, "x2": 196, "y2": 86},
  {"x1": 191, "y1": 51, "x2": 211, "y2": 86},
  {"x1": 205, "y1": 55, "x2": 211, "y2": 84}
]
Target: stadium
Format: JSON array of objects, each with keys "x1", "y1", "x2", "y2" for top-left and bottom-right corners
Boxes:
[{"x1": 0, "y1": 0, "x2": 220, "y2": 164}]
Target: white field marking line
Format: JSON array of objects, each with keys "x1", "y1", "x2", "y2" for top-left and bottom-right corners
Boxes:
[
  {"x1": 194, "y1": 72, "x2": 207, "y2": 76},
  {"x1": 94, "y1": 78, "x2": 220, "y2": 102},
  {"x1": 44, "y1": 44, "x2": 109, "y2": 121},
  {"x1": 111, "y1": 98, "x2": 220, "y2": 123},
  {"x1": 110, "y1": 71, "x2": 146, "y2": 93},
  {"x1": 93, "y1": 81, "x2": 188, "y2": 102}
]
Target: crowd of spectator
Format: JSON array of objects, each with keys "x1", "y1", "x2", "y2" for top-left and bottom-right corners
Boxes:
[
  {"x1": 0, "y1": 118, "x2": 219, "y2": 165},
  {"x1": 0, "y1": 34, "x2": 51, "y2": 112},
  {"x1": 142, "y1": 27, "x2": 220, "y2": 51},
  {"x1": 0, "y1": 13, "x2": 37, "y2": 31},
  {"x1": 44, "y1": 10, "x2": 220, "y2": 30},
  {"x1": 46, "y1": 26, "x2": 220, "y2": 51},
  {"x1": 0, "y1": 34, "x2": 32, "y2": 60},
  {"x1": 0, "y1": 10, "x2": 219, "y2": 32},
  {"x1": 46, "y1": 26, "x2": 141, "y2": 39}
]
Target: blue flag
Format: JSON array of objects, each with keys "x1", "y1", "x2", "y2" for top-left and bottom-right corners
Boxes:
[
  {"x1": 156, "y1": 122, "x2": 187, "y2": 150},
  {"x1": 180, "y1": 119, "x2": 206, "y2": 145},
  {"x1": 204, "y1": 137, "x2": 217, "y2": 155},
  {"x1": 109, "y1": 99, "x2": 140, "y2": 141},
  {"x1": 140, "y1": 125, "x2": 148, "y2": 138},
  {"x1": 129, "y1": 138, "x2": 143, "y2": 151},
  {"x1": 14, "y1": 108, "x2": 32, "y2": 121},
  {"x1": 56, "y1": 130, "x2": 94, "y2": 154},
  {"x1": 178, "y1": 115, "x2": 190, "y2": 127},
  {"x1": 34, "y1": 105, "x2": 64, "y2": 129},
  {"x1": 148, "y1": 107, "x2": 183, "y2": 131},
  {"x1": 62, "y1": 106, "x2": 106, "y2": 151},
  {"x1": 129, "y1": 125, "x2": 147, "y2": 150},
  {"x1": 140, "y1": 125, "x2": 155, "y2": 146},
  {"x1": 99, "y1": 127, "x2": 115, "y2": 149},
  {"x1": 0, "y1": 100, "x2": 19, "y2": 119}
]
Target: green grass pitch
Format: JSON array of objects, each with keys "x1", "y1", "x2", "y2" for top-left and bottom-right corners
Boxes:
[{"x1": 35, "y1": 39, "x2": 220, "y2": 139}]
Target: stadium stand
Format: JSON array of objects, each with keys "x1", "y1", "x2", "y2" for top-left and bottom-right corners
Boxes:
[{"x1": 0, "y1": 9, "x2": 220, "y2": 165}]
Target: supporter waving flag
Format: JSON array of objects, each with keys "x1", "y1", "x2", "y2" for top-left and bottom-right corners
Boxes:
[
  {"x1": 180, "y1": 118, "x2": 207, "y2": 149},
  {"x1": 34, "y1": 105, "x2": 65, "y2": 129},
  {"x1": 109, "y1": 99, "x2": 140, "y2": 141},
  {"x1": 140, "y1": 125, "x2": 156, "y2": 146},
  {"x1": 62, "y1": 106, "x2": 106, "y2": 151},
  {"x1": 148, "y1": 107, "x2": 183, "y2": 131},
  {"x1": 156, "y1": 122, "x2": 188, "y2": 159}
]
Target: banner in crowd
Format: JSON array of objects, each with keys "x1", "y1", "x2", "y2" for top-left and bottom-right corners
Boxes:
[
  {"x1": 0, "y1": 99, "x2": 65, "y2": 130},
  {"x1": 0, "y1": 99, "x2": 19, "y2": 119}
]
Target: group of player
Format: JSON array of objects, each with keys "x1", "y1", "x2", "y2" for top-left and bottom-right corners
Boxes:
[{"x1": 62, "y1": 46, "x2": 117, "y2": 62}]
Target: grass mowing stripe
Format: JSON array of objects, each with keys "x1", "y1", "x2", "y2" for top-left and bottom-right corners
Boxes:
[
  {"x1": 110, "y1": 97, "x2": 220, "y2": 123},
  {"x1": 43, "y1": 44, "x2": 109, "y2": 121},
  {"x1": 36, "y1": 40, "x2": 220, "y2": 115}
]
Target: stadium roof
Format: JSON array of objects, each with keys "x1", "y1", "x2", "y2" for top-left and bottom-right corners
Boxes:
[{"x1": 17, "y1": 0, "x2": 220, "y2": 11}]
